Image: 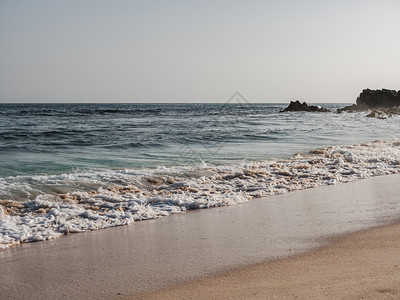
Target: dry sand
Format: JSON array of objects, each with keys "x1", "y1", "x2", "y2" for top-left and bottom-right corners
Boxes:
[
  {"x1": 141, "y1": 223, "x2": 400, "y2": 299},
  {"x1": 1, "y1": 174, "x2": 400, "y2": 299}
]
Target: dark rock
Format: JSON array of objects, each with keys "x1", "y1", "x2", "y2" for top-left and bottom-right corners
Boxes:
[
  {"x1": 338, "y1": 89, "x2": 400, "y2": 113},
  {"x1": 280, "y1": 101, "x2": 330, "y2": 112},
  {"x1": 365, "y1": 109, "x2": 391, "y2": 119},
  {"x1": 357, "y1": 89, "x2": 400, "y2": 108},
  {"x1": 337, "y1": 104, "x2": 358, "y2": 113}
]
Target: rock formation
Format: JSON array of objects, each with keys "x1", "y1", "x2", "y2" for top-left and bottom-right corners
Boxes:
[
  {"x1": 336, "y1": 89, "x2": 400, "y2": 118},
  {"x1": 280, "y1": 101, "x2": 330, "y2": 112},
  {"x1": 338, "y1": 89, "x2": 400, "y2": 113},
  {"x1": 357, "y1": 89, "x2": 400, "y2": 108}
]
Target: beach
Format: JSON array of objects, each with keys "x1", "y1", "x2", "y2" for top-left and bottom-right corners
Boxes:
[
  {"x1": 2, "y1": 1, "x2": 400, "y2": 298},
  {"x1": 2, "y1": 0, "x2": 400, "y2": 298},
  {"x1": 1, "y1": 173, "x2": 400, "y2": 299},
  {"x1": 142, "y1": 223, "x2": 400, "y2": 299}
]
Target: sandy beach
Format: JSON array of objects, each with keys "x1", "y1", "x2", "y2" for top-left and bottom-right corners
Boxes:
[
  {"x1": 142, "y1": 223, "x2": 400, "y2": 299},
  {"x1": 1, "y1": 174, "x2": 400, "y2": 299},
  {"x1": 2, "y1": 1, "x2": 400, "y2": 299}
]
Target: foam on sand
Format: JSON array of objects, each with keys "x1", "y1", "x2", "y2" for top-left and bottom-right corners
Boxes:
[{"x1": 1, "y1": 139, "x2": 400, "y2": 249}]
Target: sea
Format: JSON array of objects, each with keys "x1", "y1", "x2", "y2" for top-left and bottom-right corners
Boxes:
[{"x1": 1, "y1": 102, "x2": 400, "y2": 249}]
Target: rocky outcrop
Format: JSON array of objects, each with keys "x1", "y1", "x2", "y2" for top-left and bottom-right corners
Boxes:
[
  {"x1": 338, "y1": 89, "x2": 400, "y2": 113},
  {"x1": 364, "y1": 107, "x2": 400, "y2": 119},
  {"x1": 337, "y1": 104, "x2": 358, "y2": 112},
  {"x1": 357, "y1": 89, "x2": 400, "y2": 108},
  {"x1": 280, "y1": 101, "x2": 330, "y2": 112}
]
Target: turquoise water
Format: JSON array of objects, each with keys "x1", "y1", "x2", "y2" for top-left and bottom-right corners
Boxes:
[{"x1": 1, "y1": 102, "x2": 397, "y2": 178}]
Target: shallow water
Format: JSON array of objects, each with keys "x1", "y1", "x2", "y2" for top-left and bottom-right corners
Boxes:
[{"x1": 2, "y1": 174, "x2": 400, "y2": 298}]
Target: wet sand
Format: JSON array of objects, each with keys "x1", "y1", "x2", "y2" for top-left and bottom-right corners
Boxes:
[
  {"x1": 142, "y1": 223, "x2": 400, "y2": 299},
  {"x1": 1, "y1": 174, "x2": 400, "y2": 299}
]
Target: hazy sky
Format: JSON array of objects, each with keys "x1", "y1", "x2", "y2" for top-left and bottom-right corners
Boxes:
[{"x1": 1, "y1": 0, "x2": 399, "y2": 103}]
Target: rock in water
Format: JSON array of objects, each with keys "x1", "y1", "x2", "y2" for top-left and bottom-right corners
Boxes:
[
  {"x1": 365, "y1": 111, "x2": 379, "y2": 118},
  {"x1": 356, "y1": 89, "x2": 400, "y2": 108},
  {"x1": 281, "y1": 101, "x2": 330, "y2": 112},
  {"x1": 338, "y1": 89, "x2": 400, "y2": 113},
  {"x1": 337, "y1": 89, "x2": 400, "y2": 117}
]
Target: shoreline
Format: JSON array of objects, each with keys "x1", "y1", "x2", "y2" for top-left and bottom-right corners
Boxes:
[
  {"x1": 3, "y1": 139, "x2": 400, "y2": 249},
  {"x1": 1, "y1": 174, "x2": 400, "y2": 298},
  {"x1": 141, "y1": 222, "x2": 400, "y2": 299}
]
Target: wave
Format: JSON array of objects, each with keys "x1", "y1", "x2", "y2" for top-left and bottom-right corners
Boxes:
[
  {"x1": 8, "y1": 107, "x2": 180, "y2": 117},
  {"x1": 1, "y1": 139, "x2": 400, "y2": 249}
]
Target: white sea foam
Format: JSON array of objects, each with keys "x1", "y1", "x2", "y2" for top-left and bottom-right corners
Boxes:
[{"x1": 2, "y1": 139, "x2": 400, "y2": 249}]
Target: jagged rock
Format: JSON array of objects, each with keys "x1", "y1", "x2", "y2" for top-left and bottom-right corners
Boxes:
[
  {"x1": 337, "y1": 104, "x2": 358, "y2": 113},
  {"x1": 357, "y1": 89, "x2": 400, "y2": 108},
  {"x1": 338, "y1": 89, "x2": 400, "y2": 113},
  {"x1": 280, "y1": 101, "x2": 330, "y2": 112}
]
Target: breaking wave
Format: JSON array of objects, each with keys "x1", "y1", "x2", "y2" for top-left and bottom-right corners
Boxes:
[{"x1": 1, "y1": 139, "x2": 400, "y2": 249}]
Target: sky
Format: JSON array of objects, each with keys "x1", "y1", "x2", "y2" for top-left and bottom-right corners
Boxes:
[{"x1": 0, "y1": 0, "x2": 400, "y2": 103}]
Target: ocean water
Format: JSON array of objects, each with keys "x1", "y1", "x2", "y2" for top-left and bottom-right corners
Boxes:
[{"x1": 1, "y1": 102, "x2": 400, "y2": 248}]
